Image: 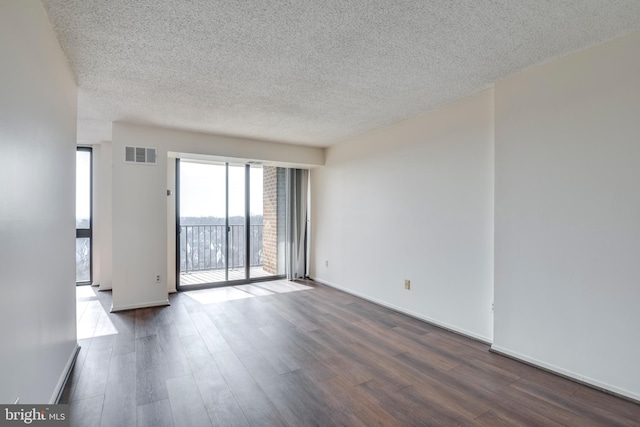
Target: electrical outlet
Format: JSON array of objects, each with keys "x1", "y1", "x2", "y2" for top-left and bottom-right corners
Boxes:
[
  {"x1": 155, "y1": 274, "x2": 161, "y2": 283},
  {"x1": 491, "y1": 301, "x2": 494, "y2": 311},
  {"x1": 404, "y1": 279, "x2": 410, "y2": 290},
  {"x1": 325, "y1": 260, "x2": 329, "y2": 267}
]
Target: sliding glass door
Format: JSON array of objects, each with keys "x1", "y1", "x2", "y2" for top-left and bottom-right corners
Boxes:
[
  {"x1": 178, "y1": 161, "x2": 226, "y2": 285},
  {"x1": 177, "y1": 160, "x2": 285, "y2": 289}
]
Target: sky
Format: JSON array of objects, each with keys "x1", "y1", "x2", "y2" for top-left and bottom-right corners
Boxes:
[
  {"x1": 76, "y1": 150, "x2": 91, "y2": 222},
  {"x1": 75, "y1": 154, "x2": 264, "y2": 223},
  {"x1": 179, "y1": 161, "x2": 263, "y2": 218}
]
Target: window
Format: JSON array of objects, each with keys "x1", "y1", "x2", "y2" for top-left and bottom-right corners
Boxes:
[{"x1": 76, "y1": 147, "x2": 92, "y2": 284}]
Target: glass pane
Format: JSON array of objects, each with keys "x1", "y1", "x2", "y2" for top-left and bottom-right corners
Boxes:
[
  {"x1": 76, "y1": 238, "x2": 91, "y2": 282},
  {"x1": 179, "y1": 162, "x2": 227, "y2": 285},
  {"x1": 249, "y1": 166, "x2": 265, "y2": 279},
  {"x1": 227, "y1": 165, "x2": 245, "y2": 281},
  {"x1": 76, "y1": 150, "x2": 91, "y2": 228}
]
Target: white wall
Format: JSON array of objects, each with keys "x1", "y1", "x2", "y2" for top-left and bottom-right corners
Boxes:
[
  {"x1": 310, "y1": 91, "x2": 495, "y2": 342},
  {"x1": 0, "y1": 0, "x2": 78, "y2": 403},
  {"x1": 91, "y1": 145, "x2": 101, "y2": 286},
  {"x1": 95, "y1": 141, "x2": 113, "y2": 291},
  {"x1": 110, "y1": 122, "x2": 324, "y2": 310},
  {"x1": 493, "y1": 31, "x2": 640, "y2": 400},
  {"x1": 167, "y1": 157, "x2": 176, "y2": 293},
  {"x1": 111, "y1": 127, "x2": 169, "y2": 311}
]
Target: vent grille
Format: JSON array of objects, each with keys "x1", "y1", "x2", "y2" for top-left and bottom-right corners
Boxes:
[{"x1": 125, "y1": 146, "x2": 157, "y2": 165}]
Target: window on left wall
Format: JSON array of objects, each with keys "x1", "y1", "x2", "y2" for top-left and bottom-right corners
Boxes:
[{"x1": 76, "y1": 147, "x2": 92, "y2": 284}]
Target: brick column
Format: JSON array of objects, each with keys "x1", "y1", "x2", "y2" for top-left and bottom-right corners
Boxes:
[{"x1": 262, "y1": 166, "x2": 278, "y2": 274}]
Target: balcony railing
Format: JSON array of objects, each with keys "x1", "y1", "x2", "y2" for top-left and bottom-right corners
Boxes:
[{"x1": 179, "y1": 224, "x2": 263, "y2": 273}]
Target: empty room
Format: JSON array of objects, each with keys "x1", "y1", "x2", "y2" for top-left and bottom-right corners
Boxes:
[{"x1": 1, "y1": 0, "x2": 639, "y2": 426}]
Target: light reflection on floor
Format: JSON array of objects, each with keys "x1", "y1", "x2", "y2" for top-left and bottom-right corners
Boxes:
[
  {"x1": 75, "y1": 280, "x2": 313, "y2": 339},
  {"x1": 184, "y1": 279, "x2": 312, "y2": 305},
  {"x1": 76, "y1": 286, "x2": 118, "y2": 339}
]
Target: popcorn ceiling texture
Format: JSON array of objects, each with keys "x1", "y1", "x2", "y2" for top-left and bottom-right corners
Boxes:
[{"x1": 41, "y1": 0, "x2": 640, "y2": 147}]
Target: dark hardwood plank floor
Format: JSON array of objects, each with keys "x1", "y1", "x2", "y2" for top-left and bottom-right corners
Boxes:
[{"x1": 63, "y1": 280, "x2": 640, "y2": 426}]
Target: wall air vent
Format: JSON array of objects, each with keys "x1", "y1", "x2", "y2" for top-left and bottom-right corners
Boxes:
[
  {"x1": 125, "y1": 146, "x2": 157, "y2": 165},
  {"x1": 247, "y1": 161, "x2": 263, "y2": 165}
]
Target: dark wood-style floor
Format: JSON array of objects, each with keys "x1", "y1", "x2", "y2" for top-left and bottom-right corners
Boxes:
[{"x1": 63, "y1": 280, "x2": 640, "y2": 427}]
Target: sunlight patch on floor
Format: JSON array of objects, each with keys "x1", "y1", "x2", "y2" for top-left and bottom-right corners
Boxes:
[
  {"x1": 76, "y1": 286, "x2": 118, "y2": 339},
  {"x1": 184, "y1": 279, "x2": 312, "y2": 305},
  {"x1": 184, "y1": 286, "x2": 255, "y2": 305},
  {"x1": 255, "y1": 280, "x2": 313, "y2": 293}
]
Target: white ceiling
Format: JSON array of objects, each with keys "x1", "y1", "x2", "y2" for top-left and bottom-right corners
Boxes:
[{"x1": 41, "y1": 0, "x2": 640, "y2": 147}]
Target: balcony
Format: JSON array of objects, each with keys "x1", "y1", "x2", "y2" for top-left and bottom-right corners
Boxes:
[{"x1": 179, "y1": 224, "x2": 272, "y2": 285}]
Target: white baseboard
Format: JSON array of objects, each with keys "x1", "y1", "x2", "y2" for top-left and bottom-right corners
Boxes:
[
  {"x1": 50, "y1": 343, "x2": 80, "y2": 404},
  {"x1": 310, "y1": 277, "x2": 492, "y2": 344},
  {"x1": 111, "y1": 299, "x2": 170, "y2": 312},
  {"x1": 491, "y1": 345, "x2": 640, "y2": 403}
]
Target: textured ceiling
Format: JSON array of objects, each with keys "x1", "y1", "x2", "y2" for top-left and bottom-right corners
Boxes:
[{"x1": 41, "y1": 0, "x2": 640, "y2": 147}]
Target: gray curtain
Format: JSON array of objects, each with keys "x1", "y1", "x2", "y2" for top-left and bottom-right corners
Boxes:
[{"x1": 285, "y1": 168, "x2": 309, "y2": 280}]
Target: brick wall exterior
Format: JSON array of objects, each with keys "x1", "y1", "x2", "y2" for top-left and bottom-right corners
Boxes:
[
  {"x1": 263, "y1": 166, "x2": 278, "y2": 274},
  {"x1": 276, "y1": 167, "x2": 286, "y2": 272},
  {"x1": 263, "y1": 166, "x2": 286, "y2": 275}
]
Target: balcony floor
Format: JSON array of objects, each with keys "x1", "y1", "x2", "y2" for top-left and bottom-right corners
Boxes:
[{"x1": 180, "y1": 266, "x2": 274, "y2": 286}]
